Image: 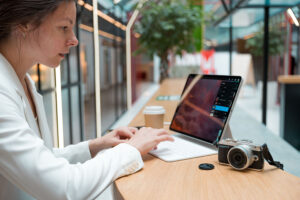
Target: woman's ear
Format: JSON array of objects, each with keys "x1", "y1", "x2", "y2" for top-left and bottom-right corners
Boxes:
[{"x1": 16, "y1": 24, "x2": 32, "y2": 39}]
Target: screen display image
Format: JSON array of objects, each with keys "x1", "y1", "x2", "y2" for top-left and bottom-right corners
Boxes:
[{"x1": 170, "y1": 74, "x2": 241, "y2": 143}]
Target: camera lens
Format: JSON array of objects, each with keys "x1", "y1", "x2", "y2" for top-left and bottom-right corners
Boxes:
[
  {"x1": 228, "y1": 149, "x2": 247, "y2": 169},
  {"x1": 227, "y1": 145, "x2": 254, "y2": 170}
]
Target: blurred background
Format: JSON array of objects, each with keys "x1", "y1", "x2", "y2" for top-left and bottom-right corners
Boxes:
[{"x1": 28, "y1": 0, "x2": 300, "y2": 151}]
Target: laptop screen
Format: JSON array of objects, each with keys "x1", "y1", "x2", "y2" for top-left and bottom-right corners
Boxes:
[{"x1": 170, "y1": 74, "x2": 242, "y2": 144}]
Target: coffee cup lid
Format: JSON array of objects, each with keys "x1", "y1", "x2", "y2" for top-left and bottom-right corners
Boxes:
[{"x1": 143, "y1": 106, "x2": 165, "y2": 114}]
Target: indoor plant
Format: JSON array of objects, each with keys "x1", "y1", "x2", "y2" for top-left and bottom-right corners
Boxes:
[
  {"x1": 134, "y1": 0, "x2": 202, "y2": 81},
  {"x1": 245, "y1": 25, "x2": 285, "y2": 82}
]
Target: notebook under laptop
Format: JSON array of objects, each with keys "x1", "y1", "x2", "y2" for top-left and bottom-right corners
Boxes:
[{"x1": 150, "y1": 74, "x2": 243, "y2": 162}]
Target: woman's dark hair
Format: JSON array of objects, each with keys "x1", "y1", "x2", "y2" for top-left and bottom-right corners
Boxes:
[{"x1": 0, "y1": 0, "x2": 75, "y2": 41}]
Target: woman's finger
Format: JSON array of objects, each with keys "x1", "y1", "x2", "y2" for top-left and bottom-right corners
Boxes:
[
  {"x1": 128, "y1": 127, "x2": 138, "y2": 134},
  {"x1": 156, "y1": 135, "x2": 174, "y2": 144},
  {"x1": 155, "y1": 129, "x2": 170, "y2": 136},
  {"x1": 117, "y1": 129, "x2": 134, "y2": 139}
]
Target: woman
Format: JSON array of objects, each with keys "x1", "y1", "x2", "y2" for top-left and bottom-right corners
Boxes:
[{"x1": 0, "y1": 0, "x2": 173, "y2": 199}]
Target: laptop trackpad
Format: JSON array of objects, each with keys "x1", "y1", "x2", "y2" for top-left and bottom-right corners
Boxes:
[{"x1": 149, "y1": 133, "x2": 217, "y2": 162}]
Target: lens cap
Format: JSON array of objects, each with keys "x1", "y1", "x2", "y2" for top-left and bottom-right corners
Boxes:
[{"x1": 199, "y1": 163, "x2": 214, "y2": 170}]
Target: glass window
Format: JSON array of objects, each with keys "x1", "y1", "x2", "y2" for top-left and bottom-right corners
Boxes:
[
  {"x1": 69, "y1": 45, "x2": 79, "y2": 83},
  {"x1": 71, "y1": 86, "x2": 81, "y2": 143},
  {"x1": 61, "y1": 58, "x2": 68, "y2": 86},
  {"x1": 100, "y1": 38, "x2": 117, "y2": 132},
  {"x1": 28, "y1": 65, "x2": 39, "y2": 89},
  {"x1": 28, "y1": 64, "x2": 58, "y2": 146},
  {"x1": 62, "y1": 88, "x2": 71, "y2": 146},
  {"x1": 40, "y1": 65, "x2": 55, "y2": 91},
  {"x1": 79, "y1": 28, "x2": 97, "y2": 140}
]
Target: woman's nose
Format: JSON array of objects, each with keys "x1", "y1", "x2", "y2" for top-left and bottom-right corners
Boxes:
[{"x1": 67, "y1": 33, "x2": 78, "y2": 47}]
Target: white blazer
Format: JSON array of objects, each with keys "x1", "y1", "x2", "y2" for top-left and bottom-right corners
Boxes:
[{"x1": 0, "y1": 54, "x2": 143, "y2": 200}]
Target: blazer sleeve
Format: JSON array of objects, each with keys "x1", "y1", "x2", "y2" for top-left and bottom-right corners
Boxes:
[
  {"x1": 0, "y1": 91, "x2": 144, "y2": 200},
  {"x1": 52, "y1": 141, "x2": 92, "y2": 164}
]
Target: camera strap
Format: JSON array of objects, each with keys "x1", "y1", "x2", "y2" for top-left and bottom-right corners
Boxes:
[{"x1": 262, "y1": 144, "x2": 284, "y2": 170}]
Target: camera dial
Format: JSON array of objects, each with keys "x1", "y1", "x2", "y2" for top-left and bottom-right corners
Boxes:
[
  {"x1": 227, "y1": 145, "x2": 255, "y2": 170},
  {"x1": 239, "y1": 139, "x2": 253, "y2": 144},
  {"x1": 224, "y1": 138, "x2": 237, "y2": 143}
]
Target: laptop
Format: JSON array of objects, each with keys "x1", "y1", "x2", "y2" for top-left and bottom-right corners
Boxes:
[{"x1": 149, "y1": 74, "x2": 243, "y2": 162}]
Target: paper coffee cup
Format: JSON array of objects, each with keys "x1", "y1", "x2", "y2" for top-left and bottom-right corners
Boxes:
[{"x1": 143, "y1": 106, "x2": 165, "y2": 128}]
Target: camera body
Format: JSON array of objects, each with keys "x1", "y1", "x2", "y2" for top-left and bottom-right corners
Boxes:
[{"x1": 218, "y1": 138, "x2": 264, "y2": 170}]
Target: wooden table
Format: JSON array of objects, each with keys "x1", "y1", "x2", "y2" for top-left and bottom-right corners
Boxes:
[
  {"x1": 278, "y1": 75, "x2": 300, "y2": 84},
  {"x1": 115, "y1": 79, "x2": 300, "y2": 200}
]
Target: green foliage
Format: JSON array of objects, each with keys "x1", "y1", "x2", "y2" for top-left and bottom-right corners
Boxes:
[
  {"x1": 193, "y1": 26, "x2": 203, "y2": 51},
  {"x1": 245, "y1": 26, "x2": 285, "y2": 57},
  {"x1": 188, "y1": 0, "x2": 204, "y2": 51},
  {"x1": 134, "y1": 0, "x2": 202, "y2": 60}
]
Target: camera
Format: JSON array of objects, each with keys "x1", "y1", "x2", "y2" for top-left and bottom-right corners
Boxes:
[{"x1": 218, "y1": 138, "x2": 264, "y2": 170}]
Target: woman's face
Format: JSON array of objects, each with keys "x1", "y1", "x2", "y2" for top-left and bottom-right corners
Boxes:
[{"x1": 28, "y1": 1, "x2": 78, "y2": 67}]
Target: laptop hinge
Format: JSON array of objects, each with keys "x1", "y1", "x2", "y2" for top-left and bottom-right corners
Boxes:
[{"x1": 220, "y1": 125, "x2": 233, "y2": 140}]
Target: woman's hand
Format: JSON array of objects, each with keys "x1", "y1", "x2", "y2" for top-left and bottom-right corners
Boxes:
[
  {"x1": 126, "y1": 127, "x2": 174, "y2": 155},
  {"x1": 89, "y1": 127, "x2": 137, "y2": 157}
]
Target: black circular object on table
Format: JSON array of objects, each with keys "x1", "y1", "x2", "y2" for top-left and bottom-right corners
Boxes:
[{"x1": 199, "y1": 163, "x2": 215, "y2": 170}]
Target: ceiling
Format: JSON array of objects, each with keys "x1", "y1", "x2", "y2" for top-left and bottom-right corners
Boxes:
[{"x1": 204, "y1": 0, "x2": 300, "y2": 27}]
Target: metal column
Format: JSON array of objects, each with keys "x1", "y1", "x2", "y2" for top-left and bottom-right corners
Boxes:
[
  {"x1": 229, "y1": 9, "x2": 233, "y2": 75},
  {"x1": 262, "y1": 6, "x2": 269, "y2": 125},
  {"x1": 75, "y1": 6, "x2": 84, "y2": 141},
  {"x1": 298, "y1": 6, "x2": 300, "y2": 74}
]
